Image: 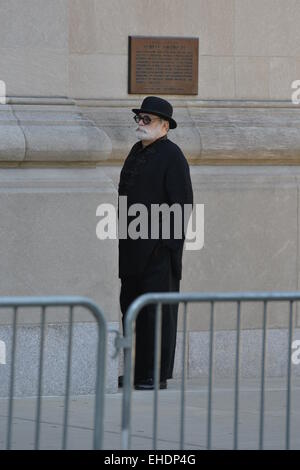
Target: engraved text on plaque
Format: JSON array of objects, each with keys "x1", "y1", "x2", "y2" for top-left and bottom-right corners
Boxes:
[{"x1": 129, "y1": 37, "x2": 198, "y2": 95}]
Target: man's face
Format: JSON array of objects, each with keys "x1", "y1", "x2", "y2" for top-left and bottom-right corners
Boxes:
[{"x1": 135, "y1": 113, "x2": 168, "y2": 141}]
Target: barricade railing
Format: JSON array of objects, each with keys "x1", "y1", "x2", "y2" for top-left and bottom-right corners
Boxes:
[
  {"x1": 120, "y1": 291, "x2": 299, "y2": 450},
  {"x1": 0, "y1": 296, "x2": 107, "y2": 450},
  {"x1": 1, "y1": 292, "x2": 298, "y2": 450}
]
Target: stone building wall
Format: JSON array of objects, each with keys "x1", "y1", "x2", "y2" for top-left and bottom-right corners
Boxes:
[
  {"x1": 0, "y1": 0, "x2": 300, "y2": 393},
  {"x1": 2, "y1": 0, "x2": 300, "y2": 100}
]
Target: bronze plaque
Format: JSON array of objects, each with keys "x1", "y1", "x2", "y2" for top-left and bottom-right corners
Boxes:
[{"x1": 129, "y1": 36, "x2": 198, "y2": 95}]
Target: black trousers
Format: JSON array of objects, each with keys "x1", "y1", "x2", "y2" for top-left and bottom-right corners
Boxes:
[{"x1": 120, "y1": 246, "x2": 180, "y2": 382}]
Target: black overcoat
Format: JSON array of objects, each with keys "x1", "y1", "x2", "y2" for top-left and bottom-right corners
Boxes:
[{"x1": 118, "y1": 135, "x2": 193, "y2": 279}]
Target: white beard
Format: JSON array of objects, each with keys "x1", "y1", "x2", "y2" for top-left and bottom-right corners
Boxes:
[{"x1": 135, "y1": 127, "x2": 161, "y2": 141}]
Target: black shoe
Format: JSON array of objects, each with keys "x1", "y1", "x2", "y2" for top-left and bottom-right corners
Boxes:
[
  {"x1": 118, "y1": 375, "x2": 123, "y2": 388},
  {"x1": 134, "y1": 378, "x2": 167, "y2": 390}
]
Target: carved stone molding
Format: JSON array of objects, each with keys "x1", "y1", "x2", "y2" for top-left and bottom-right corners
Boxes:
[{"x1": 1, "y1": 98, "x2": 300, "y2": 166}]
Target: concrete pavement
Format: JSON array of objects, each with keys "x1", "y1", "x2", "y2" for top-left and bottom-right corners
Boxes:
[{"x1": 0, "y1": 377, "x2": 300, "y2": 450}]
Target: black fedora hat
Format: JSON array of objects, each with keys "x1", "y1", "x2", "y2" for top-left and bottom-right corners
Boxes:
[{"x1": 132, "y1": 96, "x2": 177, "y2": 129}]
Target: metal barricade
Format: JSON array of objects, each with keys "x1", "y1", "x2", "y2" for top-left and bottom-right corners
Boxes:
[
  {"x1": 120, "y1": 291, "x2": 299, "y2": 450},
  {"x1": 0, "y1": 296, "x2": 107, "y2": 450}
]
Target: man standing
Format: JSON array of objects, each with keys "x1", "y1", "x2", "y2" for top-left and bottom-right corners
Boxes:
[{"x1": 118, "y1": 96, "x2": 193, "y2": 390}]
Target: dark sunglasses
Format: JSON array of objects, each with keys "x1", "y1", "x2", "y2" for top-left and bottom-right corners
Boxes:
[{"x1": 134, "y1": 114, "x2": 161, "y2": 125}]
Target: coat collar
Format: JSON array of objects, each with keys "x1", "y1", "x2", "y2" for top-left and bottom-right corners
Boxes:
[{"x1": 136, "y1": 134, "x2": 168, "y2": 155}]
